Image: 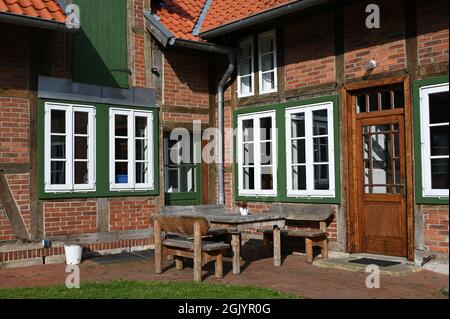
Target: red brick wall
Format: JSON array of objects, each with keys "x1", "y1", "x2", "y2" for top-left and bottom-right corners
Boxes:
[
  {"x1": 344, "y1": 0, "x2": 407, "y2": 79},
  {"x1": 133, "y1": 0, "x2": 146, "y2": 87},
  {"x1": 163, "y1": 50, "x2": 210, "y2": 108},
  {"x1": 285, "y1": 12, "x2": 335, "y2": 89},
  {"x1": 0, "y1": 23, "x2": 29, "y2": 90},
  {"x1": 0, "y1": 2, "x2": 158, "y2": 250},
  {"x1": 0, "y1": 97, "x2": 30, "y2": 164},
  {"x1": 0, "y1": 238, "x2": 153, "y2": 264},
  {"x1": 44, "y1": 201, "x2": 97, "y2": 237},
  {"x1": 51, "y1": 31, "x2": 67, "y2": 78},
  {"x1": 5, "y1": 174, "x2": 31, "y2": 234},
  {"x1": 109, "y1": 198, "x2": 156, "y2": 231},
  {"x1": 422, "y1": 206, "x2": 449, "y2": 254},
  {"x1": 162, "y1": 112, "x2": 209, "y2": 123},
  {"x1": 0, "y1": 204, "x2": 15, "y2": 241},
  {"x1": 417, "y1": 0, "x2": 449, "y2": 66}
]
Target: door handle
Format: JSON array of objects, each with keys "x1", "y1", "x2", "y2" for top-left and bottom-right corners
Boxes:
[{"x1": 399, "y1": 179, "x2": 406, "y2": 196}]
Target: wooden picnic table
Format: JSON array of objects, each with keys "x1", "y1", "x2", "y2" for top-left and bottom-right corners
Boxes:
[{"x1": 161, "y1": 210, "x2": 285, "y2": 275}]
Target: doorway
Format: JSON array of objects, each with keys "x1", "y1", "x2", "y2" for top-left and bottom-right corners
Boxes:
[
  {"x1": 163, "y1": 131, "x2": 202, "y2": 206},
  {"x1": 348, "y1": 83, "x2": 410, "y2": 257}
]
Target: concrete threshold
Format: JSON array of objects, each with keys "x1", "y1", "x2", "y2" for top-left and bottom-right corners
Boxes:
[
  {"x1": 313, "y1": 255, "x2": 423, "y2": 276},
  {"x1": 349, "y1": 253, "x2": 412, "y2": 265}
]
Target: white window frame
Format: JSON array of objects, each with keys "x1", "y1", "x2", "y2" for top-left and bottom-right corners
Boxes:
[
  {"x1": 44, "y1": 102, "x2": 96, "y2": 193},
  {"x1": 285, "y1": 102, "x2": 335, "y2": 198},
  {"x1": 419, "y1": 82, "x2": 449, "y2": 198},
  {"x1": 237, "y1": 36, "x2": 255, "y2": 98},
  {"x1": 258, "y1": 30, "x2": 278, "y2": 95},
  {"x1": 237, "y1": 110, "x2": 277, "y2": 197},
  {"x1": 109, "y1": 108, "x2": 154, "y2": 191}
]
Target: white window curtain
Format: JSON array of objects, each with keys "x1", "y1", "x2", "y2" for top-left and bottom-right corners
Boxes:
[
  {"x1": 258, "y1": 30, "x2": 277, "y2": 95},
  {"x1": 238, "y1": 37, "x2": 254, "y2": 98}
]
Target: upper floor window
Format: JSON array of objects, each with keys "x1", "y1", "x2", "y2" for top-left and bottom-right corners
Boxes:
[
  {"x1": 258, "y1": 31, "x2": 277, "y2": 95},
  {"x1": 44, "y1": 102, "x2": 96, "y2": 193},
  {"x1": 419, "y1": 83, "x2": 449, "y2": 197},
  {"x1": 237, "y1": 30, "x2": 278, "y2": 98},
  {"x1": 109, "y1": 108, "x2": 154, "y2": 191},
  {"x1": 238, "y1": 37, "x2": 254, "y2": 98},
  {"x1": 237, "y1": 111, "x2": 277, "y2": 196}
]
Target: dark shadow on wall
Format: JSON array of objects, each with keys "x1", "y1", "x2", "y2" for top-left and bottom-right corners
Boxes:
[
  {"x1": 72, "y1": 28, "x2": 126, "y2": 88},
  {"x1": 164, "y1": 49, "x2": 211, "y2": 95}
]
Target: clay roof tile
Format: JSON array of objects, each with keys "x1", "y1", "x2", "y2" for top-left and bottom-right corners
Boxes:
[{"x1": 0, "y1": 0, "x2": 67, "y2": 23}]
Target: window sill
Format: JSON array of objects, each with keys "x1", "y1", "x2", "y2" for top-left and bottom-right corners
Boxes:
[
  {"x1": 422, "y1": 192, "x2": 449, "y2": 199},
  {"x1": 238, "y1": 93, "x2": 255, "y2": 99},
  {"x1": 259, "y1": 89, "x2": 278, "y2": 96},
  {"x1": 44, "y1": 189, "x2": 96, "y2": 194},
  {"x1": 286, "y1": 194, "x2": 336, "y2": 199},
  {"x1": 238, "y1": 192, "x2": 278, "y2": 198},
  {"x1": 110, "y1": 188, "x2": 155, "y2": 192}
]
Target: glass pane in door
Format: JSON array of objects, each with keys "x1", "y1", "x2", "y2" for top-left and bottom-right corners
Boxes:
[
  {"x1": 363, "y1": 124, "x2": 401, "y2": 194},
  {"x1": 164, "y1": 132, "x2": 197, "y2": 194}
]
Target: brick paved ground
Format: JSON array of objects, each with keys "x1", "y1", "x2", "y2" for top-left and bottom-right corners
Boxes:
[{"x1": 0, "y1": 243, "x2": 447, "y2": 299}]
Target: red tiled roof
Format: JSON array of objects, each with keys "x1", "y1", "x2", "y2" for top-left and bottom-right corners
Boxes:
[
  {"x1": 0, "y1": 0, "x2": 66, "y2": 23},
  {"x1": 200, "y1": 0, "x2": 296, "y2": 33},
  {"x1": 152, "y1": 0, "x2": 205, "y2": 41}
]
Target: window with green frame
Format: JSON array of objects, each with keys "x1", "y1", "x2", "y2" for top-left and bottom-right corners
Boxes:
[
  {"x1": 73, "y1": 0, "x2": 128, "y2": 88},
  {"x1": 39, "y1": 99, "x2": 159, "y2": 199},
  {"x1": 413, "y1": 76, "x2": 449, "y2": 204},
  {"x1": 233, "y1": 95, "x2": 340, "y2": 204}
]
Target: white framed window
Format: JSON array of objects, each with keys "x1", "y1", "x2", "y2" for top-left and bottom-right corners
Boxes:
[
  {"x1": 258, "y1": 30, "x2": 277, "y2": 95},
  {"x1": 237, "y1": 36, "x2": 254, "y2": 98},
  {"x1": 285, "y1": 102, "x2": 335, "y2": 197},
  {"x1": 419, "y1": 83, "x2": 449, "y2": 198},
  {"x1": 237, "y1": 110, "x2": 277, "y2": 196},
  {"x1": 110, "y1": 108, "x2": 154, "y2": 191},
  {"x1": 44, "y1": 102, "x2": 95, "y2": 193}
]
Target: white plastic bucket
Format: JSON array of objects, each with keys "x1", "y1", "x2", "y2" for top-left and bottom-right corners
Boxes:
[{"x1": 64, "y1": 244, "x2": 82, "y2": 265}]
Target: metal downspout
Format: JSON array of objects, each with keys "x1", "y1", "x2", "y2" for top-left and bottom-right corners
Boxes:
[{"x1": 217, "y1": 51, "x2": 236, "y2": 205}]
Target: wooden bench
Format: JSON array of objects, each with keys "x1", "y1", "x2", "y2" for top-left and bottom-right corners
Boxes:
[
  {"x1": 259, "y1": 204, "x2": 334, "y2": 263},
  {"x1": 154, "y1": 215, "x2": 230, "y2": 281}
]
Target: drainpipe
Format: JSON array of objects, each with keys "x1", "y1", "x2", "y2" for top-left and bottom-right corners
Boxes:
[
  {"x1": 167, "y1": 39, "x2": 237, "y2": 206},
  {"x1": 144, "y1": 10, "x2": 238, "y2": 205},
  {"x1": 217, "y1": 51, "x2": 236, "y2": 205}
]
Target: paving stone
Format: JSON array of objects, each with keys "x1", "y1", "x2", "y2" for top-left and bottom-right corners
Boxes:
[{"x1": 0, "y1": 246, "x2": 447, "y2": 299}]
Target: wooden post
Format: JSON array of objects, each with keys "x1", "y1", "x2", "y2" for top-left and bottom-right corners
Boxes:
[
  {"x1": 305, "y1": 238, "x2": 313, "y2": 263},
  {"x1": 263, "y1": 233, "x2": 271, "y2": 257},
  {"x1": 231, "y1": 233, "x2": 241, "y2": 275},
  {"x1": 193, "y1": 222, "x2": 202, "y2": 281},
  {"x1": 0, "y1": 173, "x2": 30, "y2": 240},
  {"x1": 175, "y1": 257, "x2": 183, "y2": 270},
  {"x1": 322, "y1": 238, "x2": 329, "y2": 259},
  {"x1": 273, "y1": 226, "x2": 281, "y2": 267},
  {"x1": 154, "y1": 218, "x2": 163, "y2": 274},
  {"x1": 215, "y1": 252, "x2": 223, "y2": 279}
]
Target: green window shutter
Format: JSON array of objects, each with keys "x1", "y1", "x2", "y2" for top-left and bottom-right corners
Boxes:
[{"x1": 73, "y1": 0, "x2": 128, "y2": 88}]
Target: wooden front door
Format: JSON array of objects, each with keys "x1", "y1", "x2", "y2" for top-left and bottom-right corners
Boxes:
[{"x1": 349, "y1": 84, "x2": 408, "y2": 257}]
